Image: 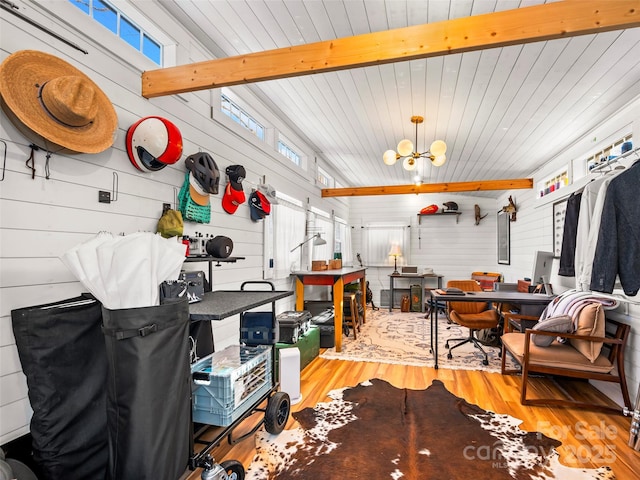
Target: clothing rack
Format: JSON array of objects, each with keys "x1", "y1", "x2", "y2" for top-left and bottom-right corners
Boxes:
[
  {"x1": 587, "y1": 290, "x2": 640, "y2": 306},
  {"x1": 589, "y1": 146, "x2": 639, "y2": 174}
]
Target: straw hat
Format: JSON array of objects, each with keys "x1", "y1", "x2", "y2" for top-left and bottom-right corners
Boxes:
[{"x1": 0, "y1": 50, "x2": 118, "y2": 154}]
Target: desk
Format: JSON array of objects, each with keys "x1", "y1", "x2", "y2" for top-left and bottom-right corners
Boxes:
[
  {"x1": 389, "y1": 274, "x2": 443, "y2": 312},
  {"x1": 291, "y1": 267, "x2": 366, "y2": 352},
  {"x1": 429, "y1": 290, "x2": 554, "y2": 369}
]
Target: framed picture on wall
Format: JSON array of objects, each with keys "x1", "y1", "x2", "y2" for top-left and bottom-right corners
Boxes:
[
  {"x1": 497, "y1": 210, "x2": 510, "y2": 265},
  {"x1": 553, "y1": 198, "x2": 568, "y2": 258}
]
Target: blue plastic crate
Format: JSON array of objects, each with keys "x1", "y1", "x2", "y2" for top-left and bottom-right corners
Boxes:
[{"x1": 191, "y1": 345, "x2": 272, "y2": 426}]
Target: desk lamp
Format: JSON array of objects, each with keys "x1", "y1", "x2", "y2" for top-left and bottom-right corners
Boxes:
[
  {"x1": 389, "y1": 245, "x2": 402, "y2": 275},
  {"x1": 291, "y1": 234, "x2": 327, "y2": 270}
]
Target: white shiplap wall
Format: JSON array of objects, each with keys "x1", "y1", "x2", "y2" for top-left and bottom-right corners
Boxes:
[
  {"x1": 350, "y1": 99, "x2": 640, "y2": 409},
  {"x1": 350, "y1": 192, "x2": 501, "y2": 300},
  {"x1": 0, "y1": 1, "x2": 349, "y2": 445}
]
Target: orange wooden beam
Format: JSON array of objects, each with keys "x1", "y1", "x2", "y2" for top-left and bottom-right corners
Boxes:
[
  {"x1": 142, "y1": 1, "x2": 640, "y2": 97},
  {"x1": 321, "y1": 178, "x2": 533, "y2": 197}
]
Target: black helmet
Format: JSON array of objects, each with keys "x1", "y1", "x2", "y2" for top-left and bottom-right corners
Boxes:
[{"x1": 185, "y1": 152, "x2": 220, "y2": 194}]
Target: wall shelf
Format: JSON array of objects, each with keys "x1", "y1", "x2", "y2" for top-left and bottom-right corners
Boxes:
[
  {"x1": 417, "y1": 212, "x2": 461, "y2": 224},
  {"x1": 183, "y1": 256, "x2": 246, "y2": 292}
]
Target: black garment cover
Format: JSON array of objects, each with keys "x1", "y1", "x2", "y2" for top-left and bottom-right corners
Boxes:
[
  {"x1": 11, "y1": 294, "x2": 108, "y2": 480},
  {"x1": 558, "y1": 191, "x2": 582, "y2": 276},
  {"x1": 101, "y1": 298, "x2": 190, "y2": 480}
]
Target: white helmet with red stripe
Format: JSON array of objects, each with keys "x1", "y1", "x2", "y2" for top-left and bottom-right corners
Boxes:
[{"x1": 126, "y1": 116, "x2": 183, "y2": 171}]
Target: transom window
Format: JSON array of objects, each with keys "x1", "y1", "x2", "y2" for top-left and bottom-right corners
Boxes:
[
  {"x1": 317, "y1": 166, "x2": 334, "y2": 188},
  {"x1": 278, "y1": 140, "x2": 301, "y2": 166},
  {"x1": 221, "y1": 94, "x2": 265, "y2": 141},
  {"x1": 68, "y1": 0, "x2": 162, "y2": 65}
]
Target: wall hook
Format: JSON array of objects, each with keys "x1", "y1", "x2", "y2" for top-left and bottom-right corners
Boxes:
[
  {"x1": 0, "y1": 139, "x2": 6, "y2": 181},
  {"x1": 98, "y1": 172, "x2": 119, "y2": 204},
  {"x1": 112, "y1": 172, "x2": 119, "y2": 202}
]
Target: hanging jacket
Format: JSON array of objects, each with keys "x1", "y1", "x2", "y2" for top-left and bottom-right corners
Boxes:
[{"x1": 590, "y1": 161, "x2": 640, "y2": 295}]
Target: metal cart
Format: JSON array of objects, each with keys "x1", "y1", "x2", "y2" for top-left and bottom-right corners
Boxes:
[{"x1": 187, "y1": 282, "x2": 293, "y2": 480}]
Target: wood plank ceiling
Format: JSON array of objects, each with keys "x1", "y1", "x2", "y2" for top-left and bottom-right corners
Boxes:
[{"x1": 155, "y1": 1, "x2": 640, "y2": 197}]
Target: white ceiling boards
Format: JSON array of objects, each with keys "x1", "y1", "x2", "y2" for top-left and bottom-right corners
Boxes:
[{"x1": 152, "y1": 1, "x2": 640, "y2": 194}]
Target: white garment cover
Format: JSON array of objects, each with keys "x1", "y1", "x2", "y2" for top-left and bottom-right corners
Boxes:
[
  {"x1": 61, "y1": 232, "x2": 186, "y2": 309},
  {"x1": 574, "y1": 171, "x2": 622, "y2": 291}
]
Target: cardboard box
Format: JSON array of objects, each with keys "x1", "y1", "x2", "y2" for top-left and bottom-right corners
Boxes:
[
  {"x1": 328, "y1": 259, "x2": 342, "y2": 269},
  {"x1": 312, "y1": 260, "x2": 327, "y2": 271}
]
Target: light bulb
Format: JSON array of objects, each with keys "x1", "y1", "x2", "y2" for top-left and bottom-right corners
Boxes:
[
  {"x1": 430, "y1": 140, "x2": 447, "y2": 157},
  {"x1": 383, "y1": 150, "x2": 398, "y2": 165},
  {"x1": 403, "y1": 157, "x2": 416, "y2": 171},
  {"x1": 397, "y1": 139, "x2": 413, "y2": 157},
  {"x1": 431, "y1": 154, "x2": 446, "y2": 167}
]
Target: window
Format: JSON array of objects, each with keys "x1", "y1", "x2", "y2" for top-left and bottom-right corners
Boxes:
[
  {"x1": 69, "y1": 0, "x2": 162, "y2": 65},
  {"x1": 334, "y1": 217, "x2": 353, "y2": 266},
  {"x1": 362, "y1": 224, "x2": 409, "y2": 267},
  {"x1": 263, "y1": 195, "x2": 306, "y2": 278},
  {"x1": 277, "y1": 140, "x2": 301, "y2": 166},
  {"x1": 221, "y1": 94, "x2": 265, "y2": 140},
  {"x1": 585, "y1": 134, "x2": 633, "y2": 172},
  {"x1": 309, "y1": 210, "x2": 334, "y2": 263},
  {"x1": 536, "y1": 166, "x2": 569, "y2": 199},
  {"x1": 317, "y1": 166, "x2": 334, "y2": 188}
]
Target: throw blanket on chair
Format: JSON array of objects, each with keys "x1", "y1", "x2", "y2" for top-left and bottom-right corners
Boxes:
[{"x1": 539, "y1": 289, "x2": 619, "y2": 327}]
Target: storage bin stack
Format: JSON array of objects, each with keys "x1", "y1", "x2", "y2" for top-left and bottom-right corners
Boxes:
[
  {"x1": 310, "y1": 309, "x2": 336, "y2": 348},
  {"x1": 277, "y1": 311, "x2": 312, "y2": 344},
  {"x1": 274, "y1": 311, "x2": 310, "y2": 402}
]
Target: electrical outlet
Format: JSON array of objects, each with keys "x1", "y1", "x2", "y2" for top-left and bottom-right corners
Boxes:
[{"x1": 99, "y1": 191, "x2": 111, "y2": 203}]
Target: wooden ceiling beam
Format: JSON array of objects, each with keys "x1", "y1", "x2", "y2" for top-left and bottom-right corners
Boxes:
[
  {"x1": 142, "y1": 1, "x2": 640, "y2": 98},
  {"x1": 321, "y1": 179, "x2": 533, "y2": 197}
]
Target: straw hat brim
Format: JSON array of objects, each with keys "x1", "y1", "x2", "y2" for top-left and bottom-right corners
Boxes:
[{"x1": 0, "y1": 50, "x2": 118, "y2": 154}]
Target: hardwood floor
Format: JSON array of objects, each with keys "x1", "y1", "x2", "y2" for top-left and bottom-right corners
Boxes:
[{"x1": 185, "y1": 355, "x2": 640, "y2": 479}]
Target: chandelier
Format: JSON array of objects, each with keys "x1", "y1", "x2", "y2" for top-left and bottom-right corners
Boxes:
[{"x1": 383, "y1": 115, "x2": 447, "y2": 171}]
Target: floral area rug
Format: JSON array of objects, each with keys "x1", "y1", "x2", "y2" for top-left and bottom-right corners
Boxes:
[{"x1": 320, "y1": 308, "x2": 516, "y2": 372}]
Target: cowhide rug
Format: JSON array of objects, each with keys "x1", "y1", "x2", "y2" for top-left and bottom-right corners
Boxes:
[{"x1": 246, "y1": 379, "x2": 614, "y2": 479}]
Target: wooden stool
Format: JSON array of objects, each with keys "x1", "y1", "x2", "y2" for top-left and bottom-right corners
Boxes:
[{"x1": 343, "y1": 293, "x2": 361, "y2": 339}]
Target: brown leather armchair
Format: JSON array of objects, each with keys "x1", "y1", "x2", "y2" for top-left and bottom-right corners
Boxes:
[{"x1": 445, "y1": 280, "x2": 500, "y2": 366}]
